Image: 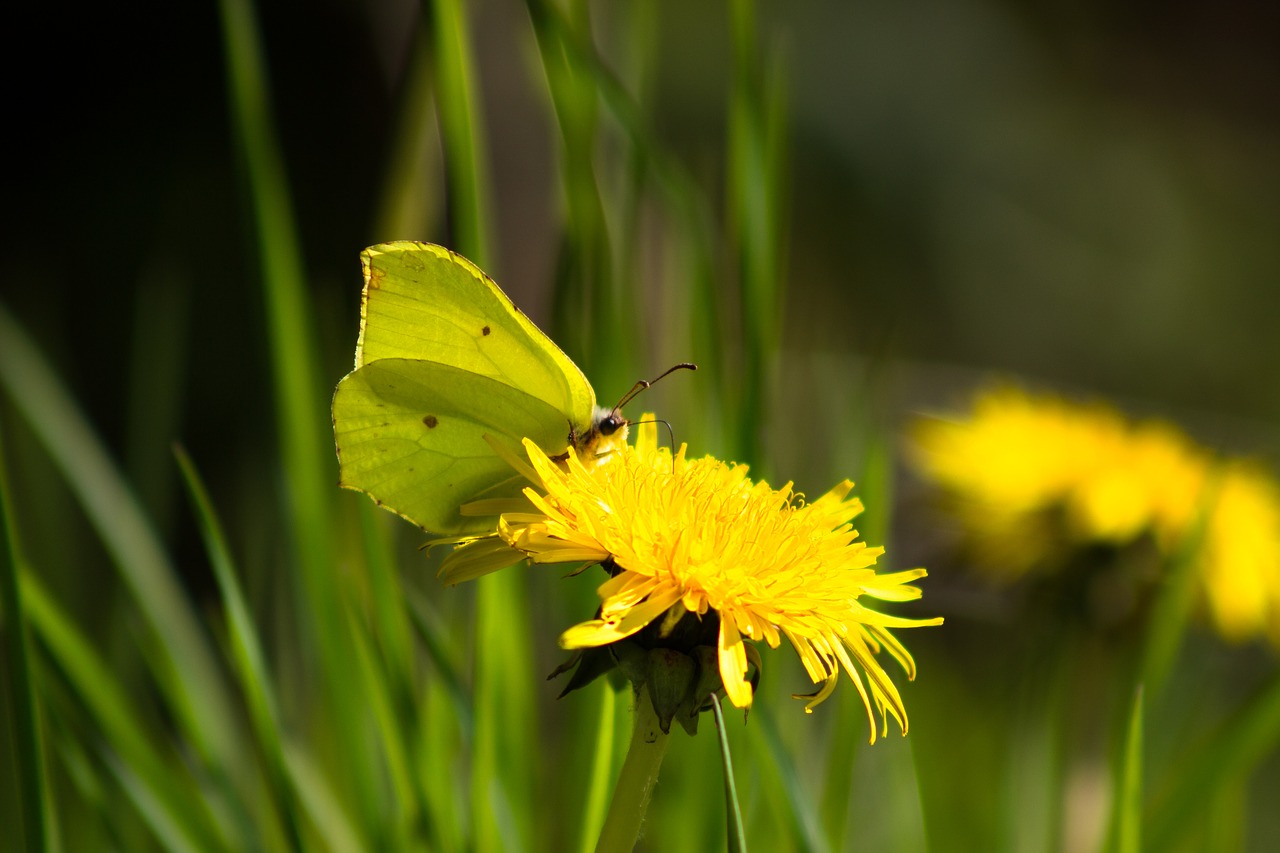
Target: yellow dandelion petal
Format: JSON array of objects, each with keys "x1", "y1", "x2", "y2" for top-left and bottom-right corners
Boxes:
[
  {"x1": 795, "y1": 669, "x2": 841, "y2": 714},
  {"x1": 718, "y1": 618, "x2": 754, "y2": 709},
  {"x1": 1199, "y1": 463, "x2": 1280, "y2": 647},
  {"x1": 560, "y1": 587, "x2": 684, "y2": 648},
  {"x1": 786, "y1": 630, "x2": 833, "y2": 683},
  {"x1": 489, "y1": 412, "x2": 941, "y2": 739},
  {"x1": 438, "y1": 534, "x2": 525, "y2": 585}
]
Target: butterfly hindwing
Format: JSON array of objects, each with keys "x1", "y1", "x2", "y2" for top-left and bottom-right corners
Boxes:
[{"x1": 333, "y1": 359, "x2": 575, "y2": 533}]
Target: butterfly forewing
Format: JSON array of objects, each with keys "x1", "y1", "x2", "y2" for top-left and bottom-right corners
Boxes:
[{"x1": 356, "y1": 242, "x2": 596, "y2": 428}]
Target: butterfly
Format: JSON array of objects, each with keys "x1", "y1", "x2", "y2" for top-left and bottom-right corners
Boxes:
[{"x1": 331, "y1": 241, "x2": 691, "y2": 534}]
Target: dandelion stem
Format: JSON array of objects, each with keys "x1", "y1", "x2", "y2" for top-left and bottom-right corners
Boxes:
[{"x1": 594, "y1": 687, "x2": 670, "y2": 853}]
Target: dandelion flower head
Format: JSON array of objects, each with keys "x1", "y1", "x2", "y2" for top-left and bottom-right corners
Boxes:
[
  {"x1": 1199, "y1": 462, "x2": 1280, "y2": 647},
  {"x1": 444, "y1": 419, "x2": 943, "y2": 741},
  {"x1": 911, "y1": 383, "x2": 1280, "y2": 648}
]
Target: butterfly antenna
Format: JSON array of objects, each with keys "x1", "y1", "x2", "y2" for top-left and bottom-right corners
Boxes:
[
  {"x1": 629, "y1": 416, "x2": 681, "y2": 473},
  {"x1": 611, "y1": 362, "x2": 697, "y2": 414}
]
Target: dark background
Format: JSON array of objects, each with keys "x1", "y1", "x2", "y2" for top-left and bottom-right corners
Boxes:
[{"x1": 5, "y1": 0, "x2": 1278, "y2": 536}]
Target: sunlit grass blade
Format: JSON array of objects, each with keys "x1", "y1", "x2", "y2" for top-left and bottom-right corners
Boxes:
[
  {"x1": 173, "y1": 445, "x2": 303, "y2": 852},
  {"x1": 20, "y1": 571, "x2": 230, "y2": 852},
  {"x1": 357, "y1": 502, "x2": 417, "y2": 715},
  {"x1": 217, "y1": 0, "x2": 332, "y2": 554},
  {"x1": 526, "y1": 0, "x2": 621, "y2": 384},
  {"x1": 711, "y1": 697, "x2": 748, "y2": 853},
  {"x1": 0, "y1": 425, "x2": 51, "y2": 853},
  {"x1": 218, "y1": 0, "x2": 381, "y2": 831},
  {"x1": 344, "y1": 602, "x2": 422, "y2": 847},
  {"x1": 280, "y1": 744, "x2": 365, "y2": 853},
  {"x1": 576, "y1": 683, "x2": 619, "y2": 853},
  {"x1": 417, "y1": 677, "x2": 471, "y2": 853},
  {"x1": 751, "y1": 709, "x2": 827, "y2": 853},
  {"x1": 1139, "y1": 483, "x2": 1213, "y2": 696},
  {"x1": 472, "y1": 575, "x2": 537, "y2": 850},
  {"x1": 432, "y1": 0, "x2": 493, "y2": 266},
  {"x1": 405, "y1": 587, "x2": 473, "y2": 850},
  {"x1": 524, "y1": 0, "x2": 724, "y2": 443},
  {"x1": 812, "y1": 466, "x2": 891, "y2": 845},
  {"x1": 1148, "y1": 669, "x2": 1280, "y2": 850},
  {"x1": 727, "y1": 0, "x2": 787, "y2": 464},
  {"x1": 817, "y1": 697, "x2": 861, "y2": 845},
  {"x1": 427, "y1": 2, "x2": 543, "y2": 844},
  {"x1": 523, "y1": 0, "x2": 709, "y2": 205},
  {"x1": 1107, "y1": 685, "x2": 1144, "y2": 853},
  {"x1": 0, "y1": 304, "x2": 237, "y2": 770},
  {"x1": 405, "y1": 588, "x2": 472, "y2": 731},
  {"x1": 350, "y1": 515, "x2": 426, "y2": 842},
  {"x1": 107, "y1": 755, "x2": 221, "y2": 853}
]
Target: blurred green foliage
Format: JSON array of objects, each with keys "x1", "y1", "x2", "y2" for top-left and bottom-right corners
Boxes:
[{"x1": 2, "y1": 0, "x2": 1278, "y2": 850}]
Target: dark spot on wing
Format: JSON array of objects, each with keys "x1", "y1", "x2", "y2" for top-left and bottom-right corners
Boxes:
[
  {"x1": 423, "y1": 415, "x2": 439, "y2": 429},
  {"x1": 482, "y1": 325, "x2": 491, "y2": 336}
]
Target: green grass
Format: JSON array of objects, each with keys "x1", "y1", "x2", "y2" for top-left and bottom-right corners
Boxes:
[{"x1": 2, "y1": 1, "x2": 1279, "y2": 851}]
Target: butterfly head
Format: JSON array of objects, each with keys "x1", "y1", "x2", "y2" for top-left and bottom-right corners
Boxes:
[
  {"x1": 573, "y1": 363, "x2": 696, "y2": 462},
  {"x1": 575, "y1": 405, "x2": 630, "y2": 462}
]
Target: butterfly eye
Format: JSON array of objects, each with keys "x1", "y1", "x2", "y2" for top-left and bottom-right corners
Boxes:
[{"x1": 598, "y1": 412, "x2": 628, "y2": 437}]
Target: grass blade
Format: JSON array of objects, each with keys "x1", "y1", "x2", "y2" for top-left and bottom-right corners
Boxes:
[
  {"x1": 405, "y1": 588, "x2": 472, "y2": 731},
  {"x1": 216, "y1": 0, "x2": 336, "y2": 643},
  {"x1": 345, "y1": 602, "x2": 422, "y2": 847},
  {"x1": 21, "y1": 571, "x2": 228, "y2": 852},
  {"x1": 1108, "y1": 685, "x2": 1144, "y2": 853},
  {"x1": 372, "y1": 19, "x2": 442, "y2": 240},
  {"x1": 752, "y1": 709, "x2": 827, "y2": 853},
  {"x1": 471, "y1": 574, "x2": 537, "y2": 851},
  {"x1": 173, "y1": 445, "x2": 304, "y2": 852},
  {"x1": 576, "y1": 684, "x2": 619, "y2": 853},
  {"x1": 432, "y1": 0, "x2": 493, "y2": 265},
  {"x1": 356, "y1": 502, "x2": 417, "y2": 716},
  {"x1": 218, "y1": 0, "x2": 382, "y2": 832},
  {"x1": 526, "y1": 0, "x2": 621, "y2": 385},
  {"x1": 711, "y1": 697, "x2": 748, "y2": 853},
  {"x1": 406, "y1": 586, "x2": 473, "y2": 850},
  {"x1": 523, "y1": 0, "x2": 725, "y2": 446},
  {"x1": 726, "y1": 0, "x2": 788, "y2": 465},
  {"x1": 1140, "y1": 482, "x2": 1213, "y2": 697},
  {"x1": 426, "y1": 3, "x2": 542, "y2": 846},
  {"x1": 281, "y1": 745, "x2": 365, "y2": 853},
  {"x1": 0, "y1": 305, "x2": 236, "y2": 769},
  {"x1": 1148, "y1": 670, "x2": 1280, "y2": 850},
  {"x1": 0, "y1": 423, "x2": 52, "y2": 852}
]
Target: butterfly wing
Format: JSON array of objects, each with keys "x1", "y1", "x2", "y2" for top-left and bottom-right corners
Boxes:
[{"x1": 332, "y1": 242, "x2": 597, "y2": 533}]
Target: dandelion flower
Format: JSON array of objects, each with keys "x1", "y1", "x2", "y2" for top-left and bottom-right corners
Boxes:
[
  {"x1": 444, "y1": 419, "x2": 942, "y2": 741},
  {"x1": 911, "y1": 383, "x2": 1280, "y2": 648},
  {"x1": 1199, "y1": 462, "x2": 1280, "y2": 647}
]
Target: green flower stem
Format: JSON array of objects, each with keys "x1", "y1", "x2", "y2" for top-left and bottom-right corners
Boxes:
[{"x1": 595, "y1": 687, "x2": 671, "y2": 853}]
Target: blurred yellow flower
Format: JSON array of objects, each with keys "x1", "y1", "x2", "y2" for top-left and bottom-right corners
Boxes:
[
  {"x1": 444, "y1": 419, "x2": 942, "y2": 742},
  {"x1": 1199, "y1": 462, "x2": 1280, "y2": 647},
  {"x1": 912, "y1": 384, "x2": 1280, "y2": 648}
]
